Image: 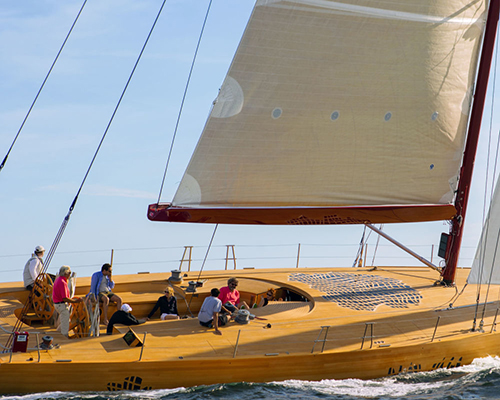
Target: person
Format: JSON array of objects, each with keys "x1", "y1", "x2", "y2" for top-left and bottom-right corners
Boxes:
[
  {"x1": 258, "y1": 288, "x2": 276, "y2": 307},
  {"x1": 106, "y1": 304, "x2": 145, "y2": 335},
  {"x1": 52, "y1": 265, "x2": 83, "y2": 338},
  {"x1": 218, "y1": 277, "x2": 250, "y2": 313},
  {"x1": 89, "y1": 263, "x2": 122, "y2": 326},
  {"x1": 146, "y1": 287, "x2": 179, "y2": 321},
  {"x1": 198, "y1": 288, "x2": 232, "y2": 335},
  {"x1": 23, "y1": 245, "x2": 45, "y2": 290}
]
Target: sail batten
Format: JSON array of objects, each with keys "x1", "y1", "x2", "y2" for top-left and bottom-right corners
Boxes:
[{"x1": 163, "y1": 0, "x2": 488, "y2": 224}]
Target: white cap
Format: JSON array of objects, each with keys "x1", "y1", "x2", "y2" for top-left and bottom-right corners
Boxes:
[
  {"x1": 35, "y1": 245, "x2": 45, "y2": 253},
  {"x1": 121, "y1": 304, "x2": 132, "y2": 313}
]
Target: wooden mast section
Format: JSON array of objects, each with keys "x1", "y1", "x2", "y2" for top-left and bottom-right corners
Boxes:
[{"x1": 442, "y1": 0, "x2": 500, "y2": 285}]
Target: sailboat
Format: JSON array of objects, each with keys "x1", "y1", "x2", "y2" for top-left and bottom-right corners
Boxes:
[{"x1": 1, "y1": 0, "x2": 500, "y2": 394}]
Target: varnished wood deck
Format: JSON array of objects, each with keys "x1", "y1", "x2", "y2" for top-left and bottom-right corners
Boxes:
[{"x1": 0, "y1": 266, "x2": 499, "y2": 393}]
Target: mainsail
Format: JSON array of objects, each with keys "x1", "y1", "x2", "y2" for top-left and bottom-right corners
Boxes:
[{"x1": 149, "y1": 0, "x2": 490, "y2": 225}]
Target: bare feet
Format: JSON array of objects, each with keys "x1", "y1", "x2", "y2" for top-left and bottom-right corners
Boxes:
[{"x1": 214, "y1": 330, "x2": 222, "y2": 335}]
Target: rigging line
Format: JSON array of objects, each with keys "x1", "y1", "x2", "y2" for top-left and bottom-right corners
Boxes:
[
  {"x1": 5, "y1": 1, "x2": 168, "y2": 350},
  {"x1": 156, "y1": 0, "x2": 214, "y2": 205},
  {"x1": 450, "y1": 282, "x2": 467, "y2": 308},
  {"x1": 480, "y1": 131, "x2": 500, "y2": 316},
  {"x1": 352, "y1": 226, "x2": 366, "y2": 268},
  {"x1": 73, "y1": 0, "x2": 167, "y2": 210},
  {"x1": 0, "y1": 0, "x2": 88, "y2": 175},
  {"x1": 6, "y1": 213, "x2": 71, "y2": 349},
  {"x1": 479, "y1": 226, "x2": 500, "y2": 325},
  {"x1": 473, "y1": 23, "x2": 500, "y2": 313},
  {"x1": 370, "y1": 224, "x2": 383, "y2": 267},
  {"x1": 37, "y1": 0, "x2": 167, "y2": 269},
  {"x1": 476, "y1": 26, "x2": 500, "y2": 316},
  {"x1": 187, "y1": 224, "x2": 219, "y2": 311}
]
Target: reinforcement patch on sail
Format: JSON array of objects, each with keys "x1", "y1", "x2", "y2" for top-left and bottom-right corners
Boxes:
[{"x1": 289, "y1": 272, "x2": 422, "y2": 311}]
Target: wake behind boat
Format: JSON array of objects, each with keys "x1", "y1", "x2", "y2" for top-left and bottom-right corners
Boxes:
[{"x1": 1, "y1": 0, "x2": 500, "y2": 395}]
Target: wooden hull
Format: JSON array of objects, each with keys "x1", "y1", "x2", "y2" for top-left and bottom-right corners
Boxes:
[
  {"x1": 0, "y1": 267, "x2": 499, "y2": 394},
  {"x1": 1, "y1": 332, "x2": 499, "y2": 393}
]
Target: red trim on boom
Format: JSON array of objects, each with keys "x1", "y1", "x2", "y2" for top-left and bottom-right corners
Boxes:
[{"x1": 148, "y1": 203, "x2": 456, "y2": 225}]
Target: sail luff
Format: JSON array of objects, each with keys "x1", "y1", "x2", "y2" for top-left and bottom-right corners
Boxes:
[{"x1": 442, "y1": 0, "x2": 500, "y2": 284}]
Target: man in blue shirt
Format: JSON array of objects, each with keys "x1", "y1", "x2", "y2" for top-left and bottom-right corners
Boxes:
[{"x1": 89, "y1": 263, "x2": 122, "y2": 326}]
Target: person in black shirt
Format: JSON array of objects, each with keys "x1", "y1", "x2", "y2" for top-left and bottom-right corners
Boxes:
[
  {"x1": 258, "y1": 288, "x2": 277, "y2": 307},
  {"x1": 146, "y1": 287, "x2": 179, "y2": 321},
  {"x1": 106, "y1": 303, "x2": 145, "y2": 335}
]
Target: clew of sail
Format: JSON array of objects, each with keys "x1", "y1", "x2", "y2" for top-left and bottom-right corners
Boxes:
[{"x1": 149, "y1": 0, "x2": 489, "y2": 225}]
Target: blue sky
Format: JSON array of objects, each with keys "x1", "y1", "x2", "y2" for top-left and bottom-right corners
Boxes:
[{"x1": 0, "y1": 0, "x2": 499, "y2": 283}]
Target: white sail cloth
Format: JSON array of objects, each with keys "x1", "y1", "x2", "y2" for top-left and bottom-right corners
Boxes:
[
  {"x1": 173, "y1": 0, "x2": 488, "y2": 210},
  {"x1": 469, "y1": 177, "x2": 500, "y2": 284}
]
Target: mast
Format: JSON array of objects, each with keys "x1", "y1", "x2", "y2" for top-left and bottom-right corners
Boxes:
[{"x1": 442, "y1": 0, "x2": 500, "y2": 285}]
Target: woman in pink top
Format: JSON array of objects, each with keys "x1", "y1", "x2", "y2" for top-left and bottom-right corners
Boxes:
[
  {"x1": 52, "y1": 265, "x2": 82, "y2": 338},
  {"x1": 218, "y1": 277, "x2": 250, "y2": 312}
]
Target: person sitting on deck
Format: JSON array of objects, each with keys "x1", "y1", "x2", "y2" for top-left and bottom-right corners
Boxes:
[
  {"x1": 106, "y1": 304, "x2": 145, "y2": 335},
  {"x1": 89, "y1": 263, "x2": 122, "y2": 326},
  {"x1": 258, "y1": 288, "x2": 277, "y2": 307},
  {"x1": 218, "y1": 277, "x2": 250, "y2": 313},
  {"x1": 145, "y1": 286, "x2": 179, "y2": 321},
  {"x1": 198, "y1": 288, "x2": 232, "y2": 335}
]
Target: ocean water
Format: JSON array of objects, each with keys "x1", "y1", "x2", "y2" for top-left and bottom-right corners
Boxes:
[{"x1": 2, "y1": 356, "x2": 500, "y2": 400}]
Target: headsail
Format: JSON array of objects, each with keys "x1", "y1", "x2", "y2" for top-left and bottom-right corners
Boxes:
[
  {"x1": 469, "y1": 177, "x2": 500, "y2": 284},
  {"x1": 149, "y1": 0, "x2": 489, "y2": 225}
]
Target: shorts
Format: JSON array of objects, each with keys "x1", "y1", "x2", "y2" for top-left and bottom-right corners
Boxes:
[
  {"x1": 223, "y1": 302, "x2": 237, "y2": 313},
  {"x1": 199, "y1": 319, "x2": 213, "y2": 328},
  {"x1": 99, "y1": 291, "x2": 116, "y2": 301},
  {"x1": 199, "y1": 314, "x2": 227, "y2": 328},
  {"x1": 160, "y1": 313, "x2": 178, "y2": 320}
]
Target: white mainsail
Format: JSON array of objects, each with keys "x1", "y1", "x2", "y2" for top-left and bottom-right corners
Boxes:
[
  {"x1": 469, "y1": 176, "x2": 500, "y2": 284},
  {"x1": 172, "y1": 0, "x2": 488, "y2": 212}
]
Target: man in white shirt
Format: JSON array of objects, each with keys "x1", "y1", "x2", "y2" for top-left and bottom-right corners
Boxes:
[{"x1": 23, "y1": 245, "x2": 45, "y2": 291}]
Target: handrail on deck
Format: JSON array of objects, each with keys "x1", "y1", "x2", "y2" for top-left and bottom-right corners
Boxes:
[
  {"x1": 139, "y1": 332, "x2": 147, "y2": 361},
  {"x1": 361, "y1": 322, "x2": 374, "y2": 349},
  {"x1": 311, "y1": 325, "x2": 331, "y2": 353},
  {"x1": 431, "y1": 316, "x2": 441, "y2": 342}
]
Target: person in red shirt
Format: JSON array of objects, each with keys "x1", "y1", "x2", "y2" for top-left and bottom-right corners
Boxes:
[
  {"x1": 218, "y1": 277, "x2": 250, "y2": 312},
  {"x1": 52, "y1": 265, "x2": 82, "y2": 338}
]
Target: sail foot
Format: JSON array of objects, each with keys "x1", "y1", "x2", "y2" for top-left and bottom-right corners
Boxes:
[{"x1": 147, "y1": 203, "x2": 456, "y2": 225}]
